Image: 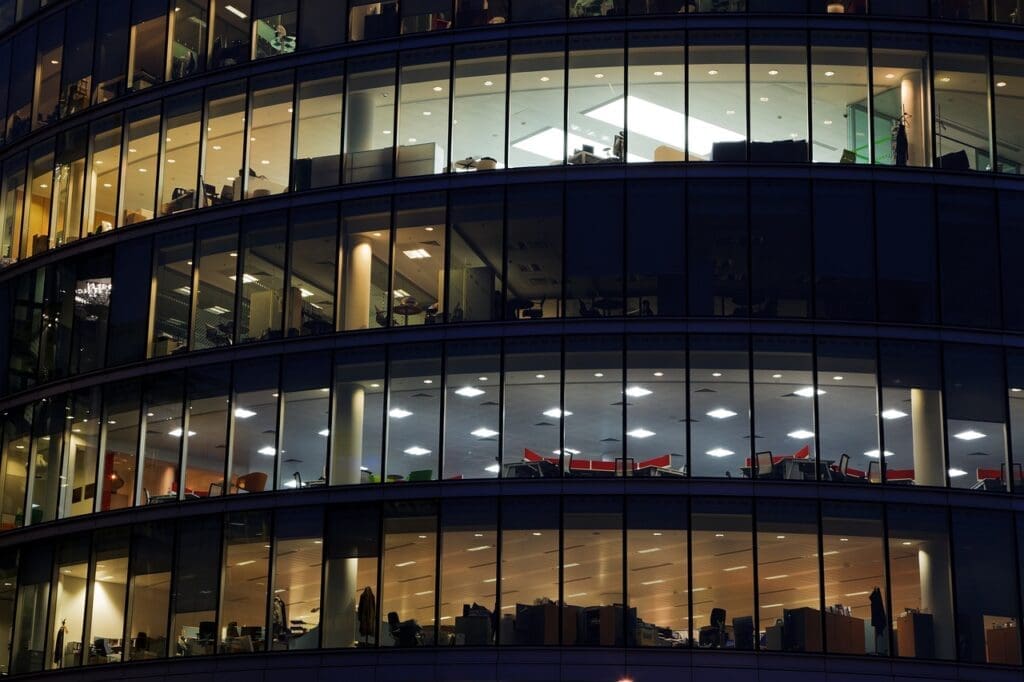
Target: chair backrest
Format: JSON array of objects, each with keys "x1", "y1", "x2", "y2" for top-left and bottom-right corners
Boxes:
[
  {"x1": 387, "y1": 611, "x2": 401, "y2": 631},
  {"x1": 755, "y1": 451, "x2": 773, "y2": 477},
  {"x1": 208, "y1": 481, "x2": 224, "y2": 496},
  {"x1": 710, "y1": 607, "x2": 726, "y2": 629},
  {"x1": 407, "y1": 469, "x2": 432, "y2": 482},
  {"x1": 838, "y1": 453, "x2": 850, "y2": 475},
  {"x1": 236, "y1": 472, "x2": 268, "y2": 492},
  {"x1": 867, "y1": 460, "x2": 881, "y2": 484}
]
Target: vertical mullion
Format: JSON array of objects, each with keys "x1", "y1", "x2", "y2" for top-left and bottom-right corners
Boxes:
[
  {"x1": 816, "y1": 499, "x2": 828, "y2": 654},
  {"x1": 223, "y1": 361, "x2": 237, "y2": 494},
  {"x1": 264, "y1": 511, "x2": 277, "y2": 653},
  {"x1": 866, "y1": 31, "x2": 876, "y2": 166},
  {"x1": 880, "y1": 500, "x2": 895, "y2": 658},
  {"x1": 433, "y1": 503, "x2": 442, "y2": 648},
  {"x1": 272, "y1": 353, "x2": 286, "y2": 491},
  {"x1": 92, "y1": 386, "x2": 109, "y2": 514},
  {"x1": 381, "y1": 344, "x2": 392, "y2": 480},
  {"x1": 177, "y1": 370, "x2": 190, "y2": 501},
  {"x1": 805, "y1": 30, "x2": 812, "y2": 162},
  {"x1": 437, "y1": 341, "x2": 447, "y2": 482},
  {"x1": 163, "y1": 521, "x2": 180, "y2": 658}
]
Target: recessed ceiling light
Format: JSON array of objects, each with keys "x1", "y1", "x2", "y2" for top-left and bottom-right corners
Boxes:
[
  {"x1": 389, "y1": 408, "x2": 412, "y2": 419},
  {"x1": 881, "y1": 409, "x2": 907, "y2": 420},
  {"x1": 864, "y1": 449, "x2": 894, "y2": 458},
  {"x1": 1013, "y1": 387, "x2": 1023, "y2": 393},
  {"x1": 625, "y1": 386, "x2": 652, "y2": 397},
  {"x1": 954, "y1": 429, "x2": 985, "y2": 441},
  {"x1": 706, "y1": 448, "x2": 734, "y2": 458},
  {"x1": 823, "y1": 120, "x2": 833, "y2": 125},
  {"x1": 593, "y1": 372, "x2": 604, "y2": 378},
  {"x1": 653, "y1": 371, "x2": 664, "y2": 377},
  {"x1": 708, "y1": 69, "x2": 719, "y2": 76},
  {"x1": 759, "y1": 97, "x2": 769, "y2": 102},
  {"x1": 997, "y1": 81, "x2": 1008, "y2": 88},
  {"x1": 824, "y1": 71, "x2": 835, "y2": 77},
  {"x1": 536, "y1": 374, "x2": 546, "y2": 379},
  {"x1": 225, "y1": 4, "x2": 247, "y2": 19},
  {"x1": 471, "y1": 427, "x2": 499, "y2": 438},
  {"x1": 832, "y1": 376, "x2": 844, "y2": 381},
  {"x1": 885, "y1": 73, "x2": 896, "y2": 80},
  {"x1": 168, "y1": 428, "x2": 196, "y2": 437},
  {"x1": 422, "y1": 111, "x2": 432, "y2": 116},
  {"x1": 627, "y1": 428, "x2": 656, "y2": 439},
  {"x1": 318, "y1": 429, "x2": 330, "y2": 437},
  {"x1": 403, "y1": 248, "x2": 431, "y2": 259},
  {"x1": 723, "y1": 565, "x2": 747, "y2": 572},
  {"x1": 940, "y1": 76, "x2": 951, "y2": 83},
  {"x1": 485, "y1": 464, "x2": 500, "y2": 473},
  {"x1": 484, "y1": 80, "x2": 494, "y2": 86},
  {"x1": 455, "y1": 386, "x2": 485, "y2": 398},
  {"x1": 432, "y1": 86, "x2": 443, "y2": 92},
  {"x1": 794, "y1": 387, "x2": 825, "y2": 398},
  {"x1": 653, "y1": 71, "x2": 663, "y2": 76},
  {"x1": 423, "y1": 379, "x2": 433, "y2": 384},
  {"x1": 257, "y1": 446, "x2": 276, "y2": 456},
  {"x1": 787, "y1": 429, "x2": 814, "y2": 439},
  {"x1": 233, "y1": 408, "x2": 256, "y2": 419},
  {"x1": 712, "y1": 372, "x2": 723, "y2": 377},
  {"x1": 948, "y1": 468, "x2": 968, "y2": 478},
  {"x1": 768, "y1": 69, "x2": 779, "y2": 76},
  {"x1": 404, "y1": 446, "x2": 431, "y2": 456},
  {"x1": 395, "y1": 561, "x2": 416, "y2": 567},
  {"x1": 382, "y1": 130, "x2": 391, "y2": 135},
  {"x1": 772, "y1": 374, "x2": 783, "y2": 379},
  {"x1": 707, "y1": 408, "x2": 737, "y2": 420},
  {"x1": 540, "y1": 76, "x2": 550, "y2": 82},
  {"x1": 543, "y1": 408, "x2": 572, "y2": 418}
]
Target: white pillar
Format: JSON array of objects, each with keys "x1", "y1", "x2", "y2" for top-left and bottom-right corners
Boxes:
[
  {"x1": 344, "y1": 239, "x2": 372, "y2": 331},
  {"x1": 919, "y1": 540, "x2": 955, "y2": 660},
  {"x1": 911, "y1": 388, "x2": 945, "y2": 487},
  {"x1": 331, "y1": 383, "x2": 365, "y2": 486},
  {"x1": 322, "y1": 557, "x2": 361, "y2": 648},
  {"x1": 901, "y1": 73, "x2": 929, "y2": 167}
]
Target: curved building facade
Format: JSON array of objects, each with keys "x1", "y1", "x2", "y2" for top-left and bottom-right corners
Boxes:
[{"x1": 1, "y1": 2, "x2": 1024, "y2": 682}]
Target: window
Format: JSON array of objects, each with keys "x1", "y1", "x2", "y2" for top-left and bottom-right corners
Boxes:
[
  {"x1": 0, "y1": 152, "x2": 26, "y2": 260},
  {"x1": 689, "y1": 335, "x2": 750, "y2": 478},
  {"x1": 126, "y1": 521, "x2": 174, "y2": 660},
  {"x1": 33, "y1": 14, "x2": 63, "y2": 129},
  {"x1": 822, "y1": 502, "x2": 888, "y2": 655},
  {"x1": 508, "y1": 37, "x2": 566, "y2": 168},
  {"x1": 563, "y1": 497, "x2": 623, "y2": 645},
  {"x1": 322, "y1": 504, "x2": 379, "y2": 647},
  {"x1": 443, "y1": 340, "x2": 501, "y2": 479},
  {"x1": 106, "y1": 238, "x2": 151, "y2": 366},
  {"x1": 0, "y1": 549, "x2": 17, "y2": 674},
  {"x1": 749, "y1": 31, "x2": 807, "y2": 162},
  {"x1": 6, "y1": 27, "x2": 36, "y2": 141},
  {"x1": 752, "y1": 336, "x2": 816, "y2": 478},
  {"x1": 944, "y1": 345, "x2": 1009, "y2": 491},
  {"x1": 872, "y1": 34, "x2": 931, "y2": 168},
  {"x1": 564, "y1": 336, "x2": 622, "y2": 477},
  {"x1": 344, "y1": 55, "x2": 396, "y2": 183},
  {"x1": 140, "y1": 372, "x2": 185, "y2": 503},
  {"x1": 10, "y1": 543, "x2": 52, "y2": 674},
  {"x1": 171, "y1": 515, "x2": 220, "y2": 656},
  {"x1": 0, "y1": 406, "x2": 31, "y2": 529},
  {"x1": 627, "y1": 32, "x2": 685, "y2": 163},
  {"x1": 385, "y1": 343, "x2": 442, "y2": 482},
  {"x1": 271, "y1": 507, "x2": 322, "y2": 650},
  {"x1": 299, "y1": 0, "x2": 345, "y2": 49},
  {"x1": 397, "y1": 48, "x2": 450, "y2": 177},
  {"x1": 237, "y1": 211, "x2": 286, "y2": 343},
  {"x1": 817, "y1": 337, "x2": 880, "y2": 484},
  {"x1": 439, "y1": 498, "x2": 497, "y2": 645},
  {"x1": 246, "y1": 72, "x2": 294, "y2": 198},
  {"x1": 100, "y1": 379, "x2": 141, "y2": 511},
  {"x1": 22, "y1": 140, "x2": 54, "y2": 259},
  {"x1": 92, "y1": 0, "x2": 129, "y2": 104},
  {"x1": 61, "y1": 387, "x2": 102, "y2": 518},
  {"x1": 934, "y1": 38, "x2": 991, "y2": 171},
  {"x1": 688, "y1": 180, "x2": 747, "y2": 317},
  {"x1": 84, "y1": 528, "x2": 129, "y2": 665},
  {"x1": 626, "y1": 335, "x2": 686, "y2": 473},
  {"x1": 59, "y1": 0, "x2": 95, "y2": 118},
  {"x1": 814, "y1": 180, "x2": 874, "y2": 320},
  {"x1": 127, "y1": 0, "x2": 166, "y2": 92},
  {"x1": 349, "y1": 0, "x2": 397, "y2": 40},
  {"x1": 937, "y1": 188, "x2": 1000, "y2": 328},
  {"x1": 811, "y1": 31, "x2": 870, "y2": 163},
  {"x1": 8, "y1": 271, "x2": 42, "y2": 392},
  {"x1": 341, "y1": 197, "x2": 391, "y2": 330},
  {"x1": 628, "y1": 496, "x2": 688, "y2": 645},
  {"x1": 47, "y1": 537, "x2": 88, "y2": 669},
  {"x1": 887, "y1": 503, "x2": 955, "y2": 659},
  {"x1": 229, "y1": 357, "x2": 279, "y2": 493},
  {"x1": 278, "y1": 353, "x2": 330, "y2": 490},
  {"x1": 1010, "y1": 351, "x2": 1024, "y2": 492},
  {"x1": 150, "y1": 229, "x2": 194, "y2": 358},
  {"x1": 29, "y1": 396, "x2": 66, "y2": 524},
  {"x1": 220, "y1": 511, "x2": 271, "y2": 653},
  {"x1": 191, "y1": 220, "x2": 238, "y2": 350},
  {"x1": 567, "y1": 34, "x2": 624, "y2": 165},
  {"x1": 253, "y1": 0, "x2": 297, "y2": 60},
  {"x1": 211, "y1": 0, "x2": 251, "y2": 68},
  {"x1": 499, "y1": 496, "x2": 560, "y2": 644},
  {"x1": 452, "y1": 43, "x2": 506, "y2": 171},
  {"x1": 455, "y1": 0, "x2": 506, "y2": 25},
  {"x1": 287, "y1": 206, "x2": 336, "y2": 336},
  {"x1": 565, "y1": 182, "x2": 623, "y2": 317},
  {"x1": 932, "y1": 0, "x2": 987, "y2": 20},
  {"x1": 83, "y1": 114, "x2": 120, "y2": 235},
  {"x1": 447, "y1": 187, "x2": 503, "y2": 322},
  {"x1": 401, "y1": 0, "x2": 451, "y2": 33},
  {"x1": 691, "y1": 498, "x2": 754, "y2": 648},
  {"x1": 159, "y1": 92, "x2": 202, "y2": 217},
  {"x1": 506, "y1": 184, "x2": 562, "y2": 319},
  {"x1": 331, "y1": 348, "x2": 385, "y2": 485},
  {"x1": 121, "y1": 104, "x2": 160, "y2": 226},
  {"x1": 689, "y1": 31, "x2": 746, "y2": 162},
  {"x1": 203, "y1": 80, "x2": 246, "y2": 205},
  {"x1": 183, "y1": 365, "x2": 230, "y2": 499},
  {"x1": 169, "y1": 0, "x2": 207, "y2": 80},
  {"x1": 294, "y1": 62, "x2": 343, "y2": 191},
  {"x1": 502, "y1": 337, "x2": 562, "y2": 477},
  {"x1": 750, "y1": 180, "x2": 811, "y2": 317},
  {"x1": 994, "y1": 42, "x2": 1024, "y2": 174},
  {"x1": 51, "y1": 126, "x2": 87, "y2": 247},
  {"x1": 758, "y1": 499, "x2": 821, "y2": 652},
  {"x1": 876, "y1": 184, "x2": 936, "y2": 323},
  {"x1": 879, "y1": 340, "x2": 944, "y2": 486},
  {"x1": 953, "y1": 509, "x2": 1020, "y2": 663},
  {"x1": 392, "y1": 193, "x2": 445, "y2": 326},
  {"x1": 381, "y1": 501, "x2": 436, "y2": 644},
  {"x1": 511, "y1": 0, "x2": 563, "y2": 21}
]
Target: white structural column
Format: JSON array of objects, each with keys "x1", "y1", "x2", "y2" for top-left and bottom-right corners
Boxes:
[{"x1": 911, "y1": 388, "x2": 945, "y2": 487}]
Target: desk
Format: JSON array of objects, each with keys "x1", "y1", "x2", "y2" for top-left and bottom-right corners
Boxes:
[
  {"x1": 503, "y1": 460, "x2": 560, "y2": 478},
  {"x1": 741, "y1": 458, "x2": 834, "y2": 481}
]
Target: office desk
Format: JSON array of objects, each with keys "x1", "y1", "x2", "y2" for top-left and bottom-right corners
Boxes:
[{"x1": 986, "y1": 624, "x2": 1021, "y2": 664}]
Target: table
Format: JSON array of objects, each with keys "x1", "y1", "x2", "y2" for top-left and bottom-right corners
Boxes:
[
  {"x1": 503, "y1": 460, "x2": 560, "y2": 478},
  {"x1": 740, "y1": 458, "x2": 835, "y2": 481},
  {"x1": 393, "y1": 302, "x2": 423, "y2": 325}
]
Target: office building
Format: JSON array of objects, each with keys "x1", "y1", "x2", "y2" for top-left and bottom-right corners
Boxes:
[{"x1": 0, "y1": 1, "x2": 1022, "y2": 680}]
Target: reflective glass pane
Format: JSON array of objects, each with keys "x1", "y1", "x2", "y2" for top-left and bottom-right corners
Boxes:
[
  {"x1": 271, "y1": 507, "x2": 322, "y2": 650},
  {"x1": 220, "y1": 511, "x2": 270, "y2": 653},
  {"x1": 121, "y1": 104, "x2": 160, "y2": 225},
  {"x1": 331, "y1": 348, "x2": 385, "y2": 485},
  {"x1": 183, "y1": 365, "x2": 230, "y2": 498},
  {"x1": 140, "y1": 372, "x2": 184, "y2": 503},
  {"x1": 150, "y1": 230, "x2": 194, "y2": 358},
  {"x1": 344, "y1": 55, "x2": 396, "y2": 183},
  {"x1": 443, "y1": 340, "x2": 500, "y2": 480},
  {"x1": 627, "y1": 32, "x2": 685, "y2": 163},
  {"x1": 439, "y1": 498, "x2": 497, "y2": 645},
  {"x1": 811, "y1": 31, "x2": 870, "y2": 164},
  {"x1": 691, "y1": 498, "x2": 753, "y2": 647},
  {"x1": 294, "y1": 62, "x2": 342, "y2": 191},
  {"x1": 203, "y1": 80, "x2": 246, "y2": 205},
  {"x1": 191, "y1": 220, "x2": 238, "y2": 351},
  {"x1": 381, "y1": 501, "x2": 436, "y2": 644},
  {"x1": 246, "y1": 72, "x2": 294, "y2": 198},
  {"x1": 499, "y1": 496, "x2": 559, "y2": 644},
  {"x1": 502, "y1": 337, "x2": 562, "y2": 478},
  {"x1": 278, "y1": 353, "x2": 330, "y2": 490},
  {"x1": 689, "y1": 31, "x2": 746, "y2": 162},
  {"x1": 397, "y1": 48, "x2": 450, "y2": 177},
  {"x1": 508, "y1": 37, "x2": 565, "y2": 168},
  {"x1": 237, "y1": 212, "x2": 286, "y2": 343},
  {"x1": 392, "y1": 193, "x2": 445, "y2": 326},
  {"x1": 229, "y1": 357, "x2": 279, "y2": 493},
  {"x1": 452, "y1": 43, "x2": 506, "y2": 171},
  {"x1": 626, "y1": 335, "x2": 686, "y2": 474},
  {"x1": 563, "y1": 497, "x2": 623, "y2": 645},
  {"x1": 385, "y1": 344, "x2": 441, "y2": 482}
]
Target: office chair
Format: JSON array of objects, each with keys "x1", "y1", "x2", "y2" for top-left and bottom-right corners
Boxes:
[
  {"x1": 387, "y1": 611, "x2": 422, "y2": 647},
  {"x1": 732, "y1": 616, "x2": 755, "y2": 650},
  {"x1": 698, "y1": 608, "x2": 728, "y2": 648},
  {"x1": 837, "y1": 453, "x2": 850, "y2": 481}
]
